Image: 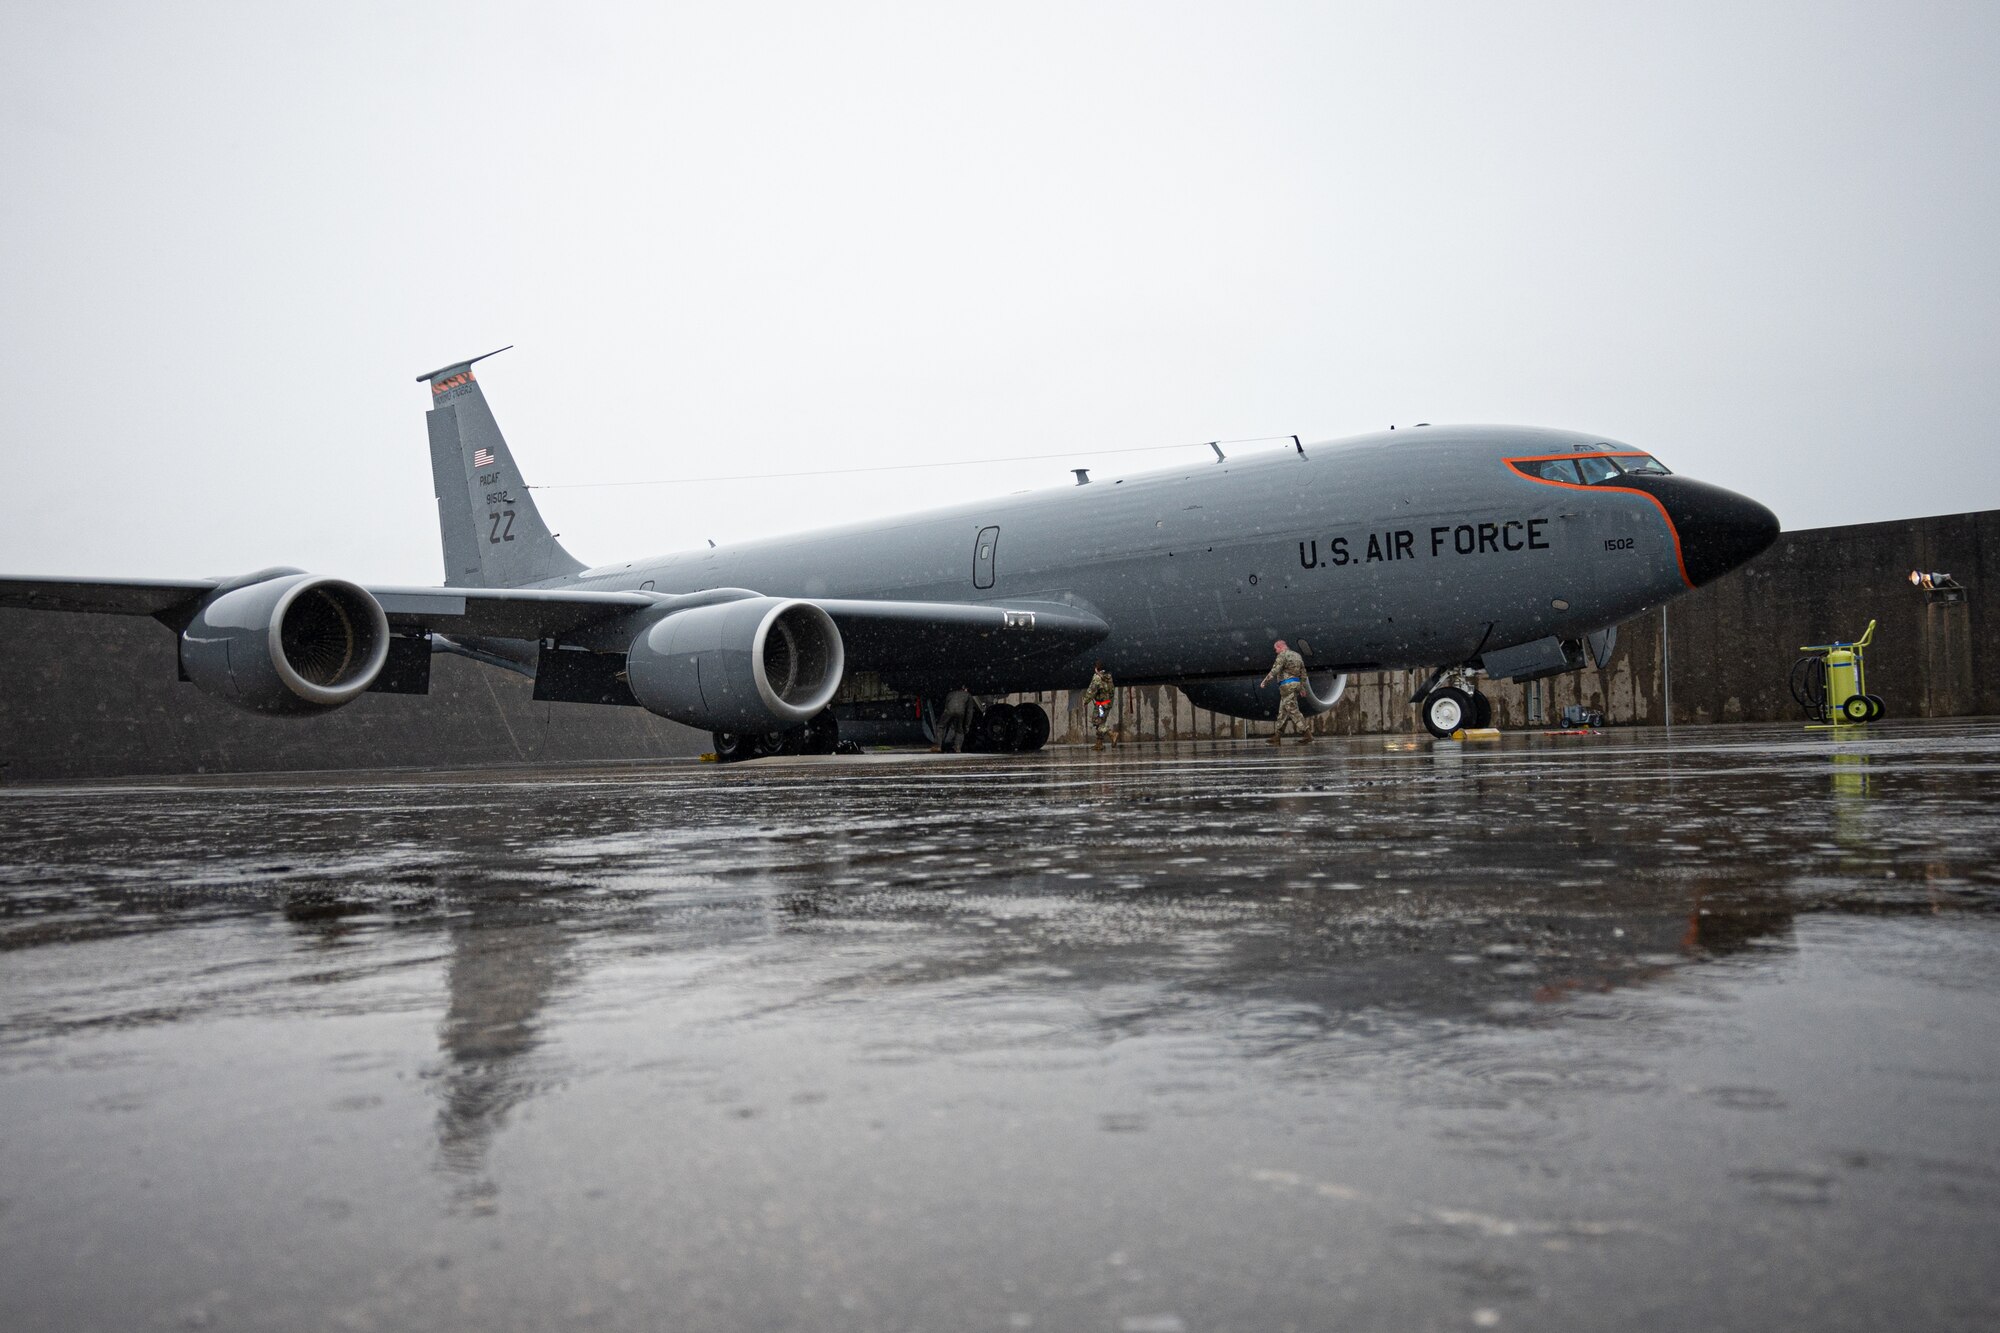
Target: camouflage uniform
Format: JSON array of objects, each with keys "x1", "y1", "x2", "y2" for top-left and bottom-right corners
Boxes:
[
  {"x1": 1086, "y1": 668, "x2": 1116, "y2": 748},
  {"x1": 938, "y1": 687, "x2": 977, "y2": 753},
  {"x1": 1261, "y1": 648, "x2": 1311, "y2": 741}
]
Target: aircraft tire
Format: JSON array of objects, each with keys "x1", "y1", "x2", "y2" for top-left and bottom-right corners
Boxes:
[
  {"x1": 1471, "y1": 692, "x2": 1493, "y2": 729},
  {"x1": 802, "y1": 711, "x2": 839, "y2": 755},
  {"x1": 762, "y1": 728, "x2": 804, "y2": 757},
  {"x1": 1015, "y1": 702, "x2": 1051, "y2": 751},
  {"x1": 1421, "y1": 688, "x2": 1473, "y2": 739},
  {"x1": 983, "y1": 702, "x2": 1021, "y2": 752},
  {"x1": 1016, "y1": 702, "x2": 1051, "y2": 751},
  {"x1": 713, "y1": 731, "x2": 757, "y2": 763}
]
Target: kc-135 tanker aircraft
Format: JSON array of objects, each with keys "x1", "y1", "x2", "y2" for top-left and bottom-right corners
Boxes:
[{"x1": 1, "y1": 349, "x2": 1779, "y2": 756}]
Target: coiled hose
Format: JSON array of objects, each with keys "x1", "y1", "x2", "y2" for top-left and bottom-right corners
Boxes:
[{"x1": 1789, "y1": 655, "x2": 1828, "y2": 721}]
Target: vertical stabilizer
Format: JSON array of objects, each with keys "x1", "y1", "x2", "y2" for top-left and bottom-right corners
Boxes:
[{"x1": 419, "y1": 349, "x2": 586, "y2": 588}]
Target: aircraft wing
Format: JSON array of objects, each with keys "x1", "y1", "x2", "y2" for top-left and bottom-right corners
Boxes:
[
  {"x1": 0, "y1": 575, "x2": 1104, "y2": 658},
  {"x1": 0, "y1": 575, "x2": 658, "y2": 639},
  {"x1": 0, "y1": 576, "x2": 221, "y2": 618},
  {"x1": 358, "y1": 588, "x2": 1109, "y2": 657}
]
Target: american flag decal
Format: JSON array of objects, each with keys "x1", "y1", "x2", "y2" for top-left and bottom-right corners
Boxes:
[{"x1": 473, "y1": 448, "x2": 495, "y2": 468}]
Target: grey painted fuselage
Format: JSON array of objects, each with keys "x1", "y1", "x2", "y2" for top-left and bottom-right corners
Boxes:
[{"x1": 549, "y1": 425, "x2": 1701, "y2": 693}]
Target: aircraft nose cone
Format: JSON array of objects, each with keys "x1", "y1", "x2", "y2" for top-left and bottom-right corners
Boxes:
[
  {"x1": 1674, "y1": 482, "x2": 1781, "y2": 586},
  {"x1": 1619, "y1": 475, "x2": 1781, "y2": 586},
  {"x1": 1624, "y1": 474, "x2": 1784, "y2": 584}
]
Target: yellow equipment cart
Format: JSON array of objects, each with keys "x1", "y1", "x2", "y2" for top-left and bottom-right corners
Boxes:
[{"x1": 1790, "y1": 619, "x2": 1884, "y2": 725}]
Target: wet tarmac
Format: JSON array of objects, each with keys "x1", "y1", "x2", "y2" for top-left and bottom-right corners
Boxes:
[{"x1": 2, "y1": 722, "x2": 1998, "y2": 1332}]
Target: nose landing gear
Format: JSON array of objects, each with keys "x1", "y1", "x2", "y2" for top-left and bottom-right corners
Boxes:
[{"x1": 1413, "y1": 667, "x2": 1492, "y2": 739}]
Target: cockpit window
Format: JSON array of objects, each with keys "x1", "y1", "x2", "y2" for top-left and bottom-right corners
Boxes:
[
  {"x1": 1576, "y1": 455, "x2": 1623, "y2": 484},
  {"x1": 1509, "y1": 451, "x2": 1673, "y2": 486}
]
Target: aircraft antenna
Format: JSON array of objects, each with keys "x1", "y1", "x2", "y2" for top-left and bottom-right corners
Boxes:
[
  {"x1": 1293, "y1": 435, "x2": 1305, "y2": 457},
  {"x1": 1209, "y1": 442, "x2": 1225, "y2": 463}
]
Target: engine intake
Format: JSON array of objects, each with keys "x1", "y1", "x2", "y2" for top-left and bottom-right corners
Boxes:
[
  {"x1": 1178, "y1": 669, "x2": 1348, "y2": 721},
  {"x1": 626, "y1": 597, "x2": 844, "y2": 731},
  {"x1": 181, "y1": 574, "x2": 391, "y2": 714}
]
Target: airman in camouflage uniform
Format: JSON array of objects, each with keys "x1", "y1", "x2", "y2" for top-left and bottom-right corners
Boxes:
[
  {"x1": 1260, "y1": 639, "x2": 1312, "y2": 744},
  {"x1": 936, "y1": 685, "x2": 977, "y2": 753},
  {"x1": 1086, "y1": 663, "x2": 1117, "y2": 750}
]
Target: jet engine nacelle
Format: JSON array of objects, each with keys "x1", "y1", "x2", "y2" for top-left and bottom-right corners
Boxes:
[
  {"x1": 180, "y1": 573, "x2": 391, "y2": 715},
  {"x1": 625, "y1": 597, "x2": 845, "y2": 732},
  {"x1": 1178, "y1": 670, "x2": 1348, "y2": 721}
]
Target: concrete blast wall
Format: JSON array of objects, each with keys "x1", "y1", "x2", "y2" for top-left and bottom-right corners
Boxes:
[
  {"x1": 1, "y1": 509, "x2": 1991, "y2": 780},
  {"x1": 0, "y1": 611, "x2": 709, "y2": 783}
]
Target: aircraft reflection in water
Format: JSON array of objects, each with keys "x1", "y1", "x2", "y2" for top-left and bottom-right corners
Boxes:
[
  {"x1": 431, "y1": 914, "x2": 573, "y2": 1202},
  {"x1": 248, "y1": 803, "x2": 1817, "y2": 1197},
  {"x1": 0, "y1": 348, "x2": 1780, "y2": 756},
  {"x1": 274, "y1": 885, "x2": 574, "y2": 1197}
]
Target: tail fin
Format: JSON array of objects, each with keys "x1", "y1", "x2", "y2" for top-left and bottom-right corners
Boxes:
[{"x1": 419, "y1": 348, "x2": 586, "y2": 588}]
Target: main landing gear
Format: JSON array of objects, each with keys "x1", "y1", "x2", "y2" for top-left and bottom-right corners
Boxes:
[
  {"x1": 713, "y1": 709, "x2": 842, "y2": 762},
  {"x1": 713, "y1": 700, "x2": 1055, "y2": 762},
  {"x1": 966, "y1": 701, "x2": 1052, "y2": 754},
  {"x1": 1414, "y1": 667, "x2": 1492, "y2": 739}
]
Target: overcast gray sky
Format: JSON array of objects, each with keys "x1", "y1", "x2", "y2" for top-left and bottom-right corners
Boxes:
[{"x1": 4, "y1": 2, "x2": 1997, "y2": 584}]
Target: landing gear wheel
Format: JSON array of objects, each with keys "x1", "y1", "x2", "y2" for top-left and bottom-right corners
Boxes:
[
  {"x1": 981, "y1": 702, "x2": 1021, "y2": 753},
  {"x1": 761, "y1": 729, "x2": 803, "y2": 757},
  {"x1": 1421, "y1": 687, "x2": 1473, "y2": 739},
  {"x1": 802, "y1": 711, "x2": 839, "y2": 755},
  {"x1": 1014, "y1": 702, "x2": 1051, "y2": 752},
  {"x1": 1840, "y1": 695, "x2": 1872, "y2": 723},
  {"x1": 713, "y1": 731, "x2": 757, "y2": 763},
  {"x1": 1470, "y1": 692, "x2": 1493, "y2": 729},
  {"x1": 1864, "y1": 694, "x2": 1885, "y2": 722}
]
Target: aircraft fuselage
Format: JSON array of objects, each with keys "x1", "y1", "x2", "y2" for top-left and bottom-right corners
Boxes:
[{"x1": 555, "y1": 423, "x2": 1770, "y2": 693}]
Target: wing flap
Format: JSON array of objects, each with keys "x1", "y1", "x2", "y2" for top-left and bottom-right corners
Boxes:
[
  {"x1": 813, "y1": 598, "x2": 1108, "y2": 671},
  {"x1": 369, "y1": 586, "x2": 658, "y2": 639}
]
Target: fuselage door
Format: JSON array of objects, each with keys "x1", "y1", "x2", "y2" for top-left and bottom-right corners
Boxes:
[{"x1": 973, "y1": 526, "x2": 1000, "y2": 589}]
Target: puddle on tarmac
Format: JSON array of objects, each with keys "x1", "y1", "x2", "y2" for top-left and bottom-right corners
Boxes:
[{"x1": 1, "y1": 722, "x2": 1997, "y2": 1331}]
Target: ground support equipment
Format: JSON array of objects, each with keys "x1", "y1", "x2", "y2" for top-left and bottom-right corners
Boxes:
[{"x1": 1790, "y1": 619, "x2": 1884, "y2": 726}]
